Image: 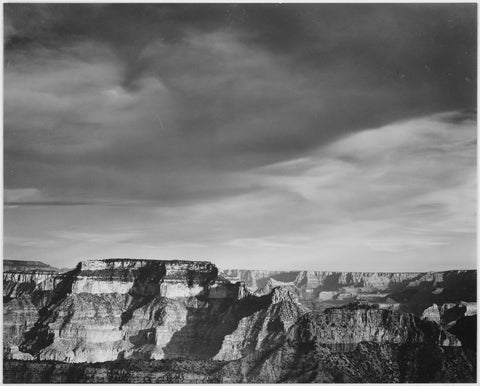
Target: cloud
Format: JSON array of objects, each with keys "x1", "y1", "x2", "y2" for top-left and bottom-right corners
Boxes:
[
  {"x1": 4, "y1": 4, "x2": 477, "y2": 208},
  {"x1": 4, "y1": 111, "x2": 476, "y2": 271},
  {"x1": 246, "y1": 111, "x2": 476, "y2": 240},
  {"x1": 3, "y1": 5, "x2": 476, "y2": 271}
]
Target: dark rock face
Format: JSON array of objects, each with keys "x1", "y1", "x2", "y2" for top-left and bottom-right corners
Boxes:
[
  {"x1": 3, "y1": 259, "x2": 477, "y2": 383},
  {"x1": 290, "y1": 304, "x2": 461, "y2": 350},
  {"x1": 448, "y1": 315, "x2": 477, "y2": 351}
]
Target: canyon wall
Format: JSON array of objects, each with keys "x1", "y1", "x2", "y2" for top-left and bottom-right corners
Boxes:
[
  {"x1": 3, "y1": 259, "x2": 477, "y2": 383},
  {"x1": 4, "y1": 259, "x2": 306, "y2": 363}
]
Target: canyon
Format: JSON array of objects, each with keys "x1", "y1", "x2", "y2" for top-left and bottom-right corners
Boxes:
[{"x1": 3, "y1": 258, "x2": 477, "y2": 383}]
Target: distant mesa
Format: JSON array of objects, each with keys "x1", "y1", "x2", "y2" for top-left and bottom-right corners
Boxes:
[{"x1": 3, "y1": 259, "x2": 61, "y2": 273}]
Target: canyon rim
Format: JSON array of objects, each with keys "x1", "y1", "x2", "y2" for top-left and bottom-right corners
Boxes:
[{"x1": 3, "y1": 2, "x2": 477, "y2": 384}]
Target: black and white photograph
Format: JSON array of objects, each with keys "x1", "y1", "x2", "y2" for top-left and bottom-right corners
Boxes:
[{"x1": 2, "y1": 2, "x2": 477, "y2": 383}]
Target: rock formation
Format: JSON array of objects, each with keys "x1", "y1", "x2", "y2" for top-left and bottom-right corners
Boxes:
[{"x1": 3, "y1": 259, "x2": 477, "y2": 383}]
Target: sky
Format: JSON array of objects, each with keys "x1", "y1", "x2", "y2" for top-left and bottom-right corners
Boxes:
[{"x1": 4, "y1": 3, "x2": 477, "y2": 271}]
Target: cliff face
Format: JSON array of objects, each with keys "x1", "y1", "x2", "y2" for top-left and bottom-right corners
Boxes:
[
  {"x1": 5, "y1": 259, "x2": 308, "y2": 363},
  {"x1": 217, "y1": 309, "x2": 473, "y2": 383},
  {"x1": 4, "y1": 272, "x2": 61, "y2": 298},
  {"x1": 290, "y1": 304, "x2": 461, "y2": 351},
  {"x1": 3, "y1": 263, "x2": 63, "y2": 360},
  {"x1": 3, "y1": 259, "x2": 476, "y2": 383}
]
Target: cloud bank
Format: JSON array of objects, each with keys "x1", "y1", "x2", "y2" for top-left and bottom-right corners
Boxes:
[
  {"x1": 4, "y1": 4, "x2": 476, "y2": 270},
  {"x1": 5, "y1": 112, "x2": 476, "y2": 271}
]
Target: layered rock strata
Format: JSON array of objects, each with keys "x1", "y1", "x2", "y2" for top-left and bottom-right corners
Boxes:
[
  {"x1": 5, "y1": 259, "x2": 308, "y2": 363},
  {"x1": 3, "y1": 259, "x2": 476, "y2": 383},
  {"x1": 3, "y1": 263, "x2": 63, "y2": 360}
]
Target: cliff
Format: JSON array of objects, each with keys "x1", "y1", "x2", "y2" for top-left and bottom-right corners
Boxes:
[
  {"x1": 3, "y1": 263, "x2": 63, "y2": 360},
  {"x1": 5, "y1": 259, "x2": 307, "y2": 363},
  {"x1": 290, "y1": 303, "x2": 461, "y2": 350},
  {"x1": 216, "y1": 304, "x2": 473, "y2": 383},
  {"x1": 3, "y1": 259, "x2": 476, "y2": 383}
]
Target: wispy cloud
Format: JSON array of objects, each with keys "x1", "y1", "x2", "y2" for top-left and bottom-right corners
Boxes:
[{"x1": 5, "y1": 111, "x2": 475, "y2": 271}]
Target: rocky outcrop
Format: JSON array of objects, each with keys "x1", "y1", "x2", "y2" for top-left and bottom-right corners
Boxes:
[{"x1": 422, "y1": 304, "x2": 441, "y2": 323}]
